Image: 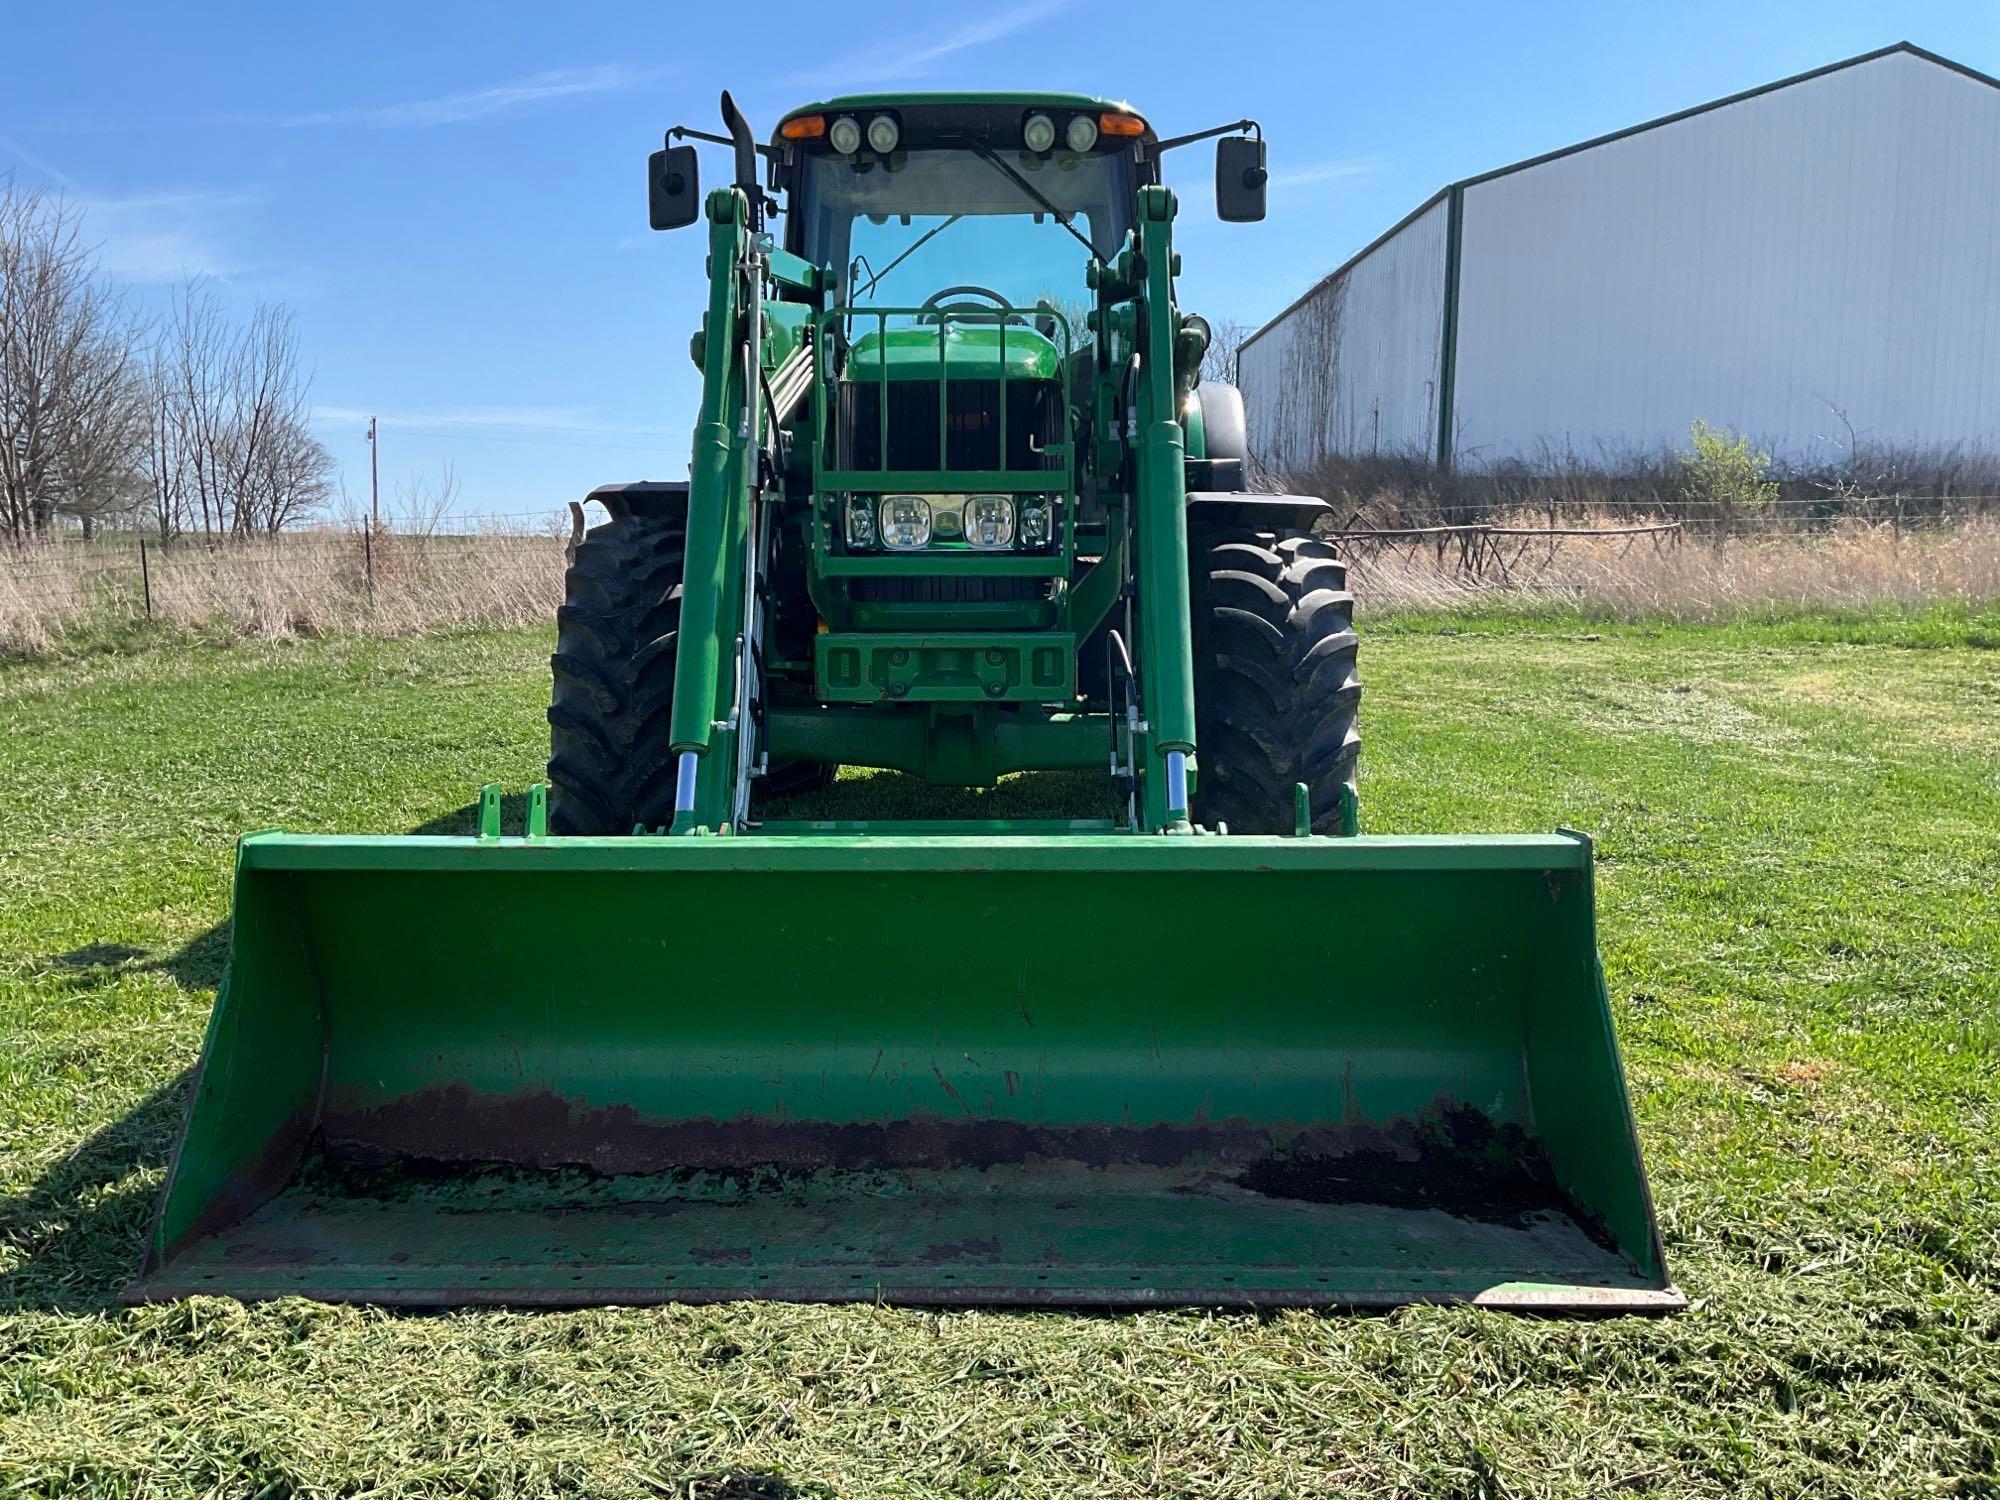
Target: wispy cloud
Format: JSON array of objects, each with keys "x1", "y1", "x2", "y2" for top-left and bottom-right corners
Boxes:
[
  {"x1": 0, "y1": 133, "x2": 81, "y2": 190},
  {"x1": 266, "y1": 64, "x2": 651, "y2": 129},
  {"x1": 77, "y1": 190, "x2": 253, "y2": 283},
  {"x1": 788, "y1": 0, "x2": 1062, "y2": 87},
  {"x1": 2, "y1": 135, "x2": 254, "y2": 283},
  {"x1": 1267, "y1": 157, "x2": 1388, "y2": 191}
]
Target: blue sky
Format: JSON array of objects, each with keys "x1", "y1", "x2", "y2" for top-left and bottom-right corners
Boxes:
[{"x1": 4, "y1": 1, "x2": 1995, "y2": 519}]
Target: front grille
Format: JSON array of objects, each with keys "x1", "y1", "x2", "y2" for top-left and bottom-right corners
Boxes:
[
  {"x1": 851, "y1": 574, "x2": 1049, "y2": 604},
  {"x1": 839, "y1": 379, "x2": 1063, "y2": 472}
]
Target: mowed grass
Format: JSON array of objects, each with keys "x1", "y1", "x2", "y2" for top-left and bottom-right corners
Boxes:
[{"x1": 2, "y1": 614, "x2": 1998, "y2": 1497}]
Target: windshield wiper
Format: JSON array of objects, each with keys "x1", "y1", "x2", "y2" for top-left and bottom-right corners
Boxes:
[
  {"x1": 856, "y1": 214, "x2": 964, "y2": 300},
  {"x1": 942, "y1": 135, "x2": 1096, "y2": 256}
]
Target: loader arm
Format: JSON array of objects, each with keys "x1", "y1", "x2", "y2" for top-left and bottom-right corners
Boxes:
[
  {"x1": 1117, "y1": 185, "x2": 1198, "y2": 828},
  {"x1": 667, "y1": 186, "x2": 757, "y2": 832}
]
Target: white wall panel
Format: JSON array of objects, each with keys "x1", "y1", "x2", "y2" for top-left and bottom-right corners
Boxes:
[
  {"x1": 1451, "y1": 49, "x2": 2000, "y2": 465},
  {"x1": 1239, "y1": 196, "x2": 1448, "y2": 475}
]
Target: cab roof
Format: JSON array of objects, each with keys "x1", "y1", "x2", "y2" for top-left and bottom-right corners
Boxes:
[{"x1": 774, "y1": 93, "x2": 1154, "y2": 146}]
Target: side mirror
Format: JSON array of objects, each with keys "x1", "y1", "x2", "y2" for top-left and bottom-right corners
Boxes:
[
  {"x1": 649, "y1": 145, "x2": 700, "y2": 231},
  {"x1": 1216, "y1": 135, "x2": 1267, "y2": 223}
]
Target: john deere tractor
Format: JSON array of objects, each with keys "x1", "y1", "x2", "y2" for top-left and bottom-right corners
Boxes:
[
  {"x1": 132, "y1": 92, "x2": 1678, "y2": 1312},
  {"x1": 548, "y1": 94, "x2": 1354, "y2": 839}
]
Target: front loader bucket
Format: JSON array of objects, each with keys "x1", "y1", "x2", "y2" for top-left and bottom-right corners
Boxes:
[{"x1": 131, "y1": 829, "x2": 1678, "y2": 1311}]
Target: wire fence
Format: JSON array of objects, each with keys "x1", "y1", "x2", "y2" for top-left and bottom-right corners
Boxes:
[
  {"x1": 1, "y1": 514, "x2": 568, "y2": 610},
  {"x1": 4, "y1": 501, "x2": 1997, "y2": 654},
  {"x1": 1310, "y1": 493, "x2": 2000, "y2": 523},
  {"x1": 0, "y1": 514, "x2": 572, "y2": 654},
  {"x1": 1326, "y1": 503, "x2": 2000, "y2": 617},
  {"x1": 1329, "y1": 517, "x2": 1684, "y2": 589}
]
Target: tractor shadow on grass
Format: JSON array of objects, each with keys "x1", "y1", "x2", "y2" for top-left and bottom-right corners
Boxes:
[
  {"x1": 6, "y1": 798, "x2": 527, "y2": 1315},
  {"x1": 37, "y1": 930, "x2": 230, "y2": 997},
  {"x1": 0, "y1": 1073, "x2": 191, "y2": 1314},
  {"x1": 34, "y1": 796, "x2": 528, "y2": 996}
]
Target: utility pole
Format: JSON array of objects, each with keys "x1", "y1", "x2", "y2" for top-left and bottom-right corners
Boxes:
[{"x1": 367, "y1": 416, "x2": 380, "y2": 532}]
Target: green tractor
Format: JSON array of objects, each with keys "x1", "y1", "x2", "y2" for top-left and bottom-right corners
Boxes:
[
  {"x1": 131, "y1": 92, "x2": 1679, "y2": 1312},
  {"x1": 547, "y1": 95, "x2": 1355, "y2": 840}
]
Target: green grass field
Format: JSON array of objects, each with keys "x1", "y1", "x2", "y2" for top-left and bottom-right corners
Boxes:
[{"x1": 3, "y1": 614, "x2": 1997, "y2": 1497}]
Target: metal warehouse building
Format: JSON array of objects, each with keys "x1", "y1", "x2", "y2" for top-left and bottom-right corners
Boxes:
[{"x1": 1238, "y1": 43, "x2": 2000, "y2": 475}]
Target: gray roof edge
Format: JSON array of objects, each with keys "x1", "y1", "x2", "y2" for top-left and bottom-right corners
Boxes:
[
  {"x1": 1240, "y1": 41, "x2": 1995, "y2": 356},
  {"x1": 1452, "y1": 42, "x2": 1994, "y2": 192},
  {"x1": 1239, "y1": 187, "x2": 1450, "y2": 356}
]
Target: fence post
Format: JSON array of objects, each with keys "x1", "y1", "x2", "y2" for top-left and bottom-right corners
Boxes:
[
  {"x1": 363, "y1": 523, "x2": 374, "y2": 595},
  {"x1": 139, "y1": 538, "x2": 153, "y2": 618}
]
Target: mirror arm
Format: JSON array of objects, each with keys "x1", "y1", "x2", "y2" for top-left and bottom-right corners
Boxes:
[
  {"x1": 667, "y1": 125, "x2": 777, "y2": 159},
  {"x1": 1151, "y1": 118, "x2": 1261, "y2": 155}
]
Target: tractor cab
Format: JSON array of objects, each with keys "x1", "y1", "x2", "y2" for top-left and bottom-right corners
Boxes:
[
  {"x1": 647, "y1": 97, "x2": 1266, "y2": 571},
  {"x1": 770, "y1": 100, "x2": 1145, "y2": 591},
  {"x1": 781, "y1": 104, "x2": 1151, "y2": 566},
  {"x1": 779, "y1": 96, "x2": 1149, "y2": 292},
  {"x1": 779, "y1": 104, "x2": 1134, "y2": 532}
]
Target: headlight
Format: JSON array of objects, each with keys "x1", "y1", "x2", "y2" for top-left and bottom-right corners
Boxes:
[
  {"x1": 879, "y1": 495, "x2": 931, "y2": 548},
  {"x1": 1019, "y1": 498, "x2": 1052, "y2": 547},
  {"x1": 1022, "y1": 113, "x2": 1057, "y2": 153},
  {"x1": 844, "y1": 496, "x2": 876, "y2": 547},
  {"x1": 828, "y1": 115, "x2": 862, "y2": 155},
  {"x1": 866, "y1": 114, "x2": 900, "y2": 154},
  {"x1": 964, "y1": 496, "x2": 1015, "y2": 549},
  {"x1": 1065, "y1": 115, "x2": 1098, "y2": 153}
]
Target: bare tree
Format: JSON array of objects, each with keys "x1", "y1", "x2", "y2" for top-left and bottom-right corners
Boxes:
[
  {"x1": 395, "y1": 461, "x2": 460, "y2": 537},
  {"x1": 143, "y1": 338, "x2": 191, "y2": 538},
  {"x1": 230, "y1": 301, "x2": 331, "y2": 534},
  {"x1": 1029, "y1": 292, "x2": 1093, "y2": 352},
  {"x1": 151, "y1": 281, "x2": 331, "y2": 539},
  {"x1": 0, "y1": 179, "x2": 149, "y2": 542},
  {"x1": 246, "y1": 407, "x2": 334, "y2": 534},
  {"x1": 1200, "y1": 317, "x2": 1250, "y2": 387},
  {"x1": 156, "y1": 281, "x2": 232, "y2": 537}
]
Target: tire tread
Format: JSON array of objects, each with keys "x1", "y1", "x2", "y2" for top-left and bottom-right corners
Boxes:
[{"x1": 1189, "y1": 525, "x2": 1361, "y2": 834}]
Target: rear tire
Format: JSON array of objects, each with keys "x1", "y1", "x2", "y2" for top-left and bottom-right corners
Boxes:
[
  {"x1": 546, "y1": 500, "x2": 687, "y2": 835},
  {"x1": 1188, "y1": 526, "x2": 1360, "y2": 834}
]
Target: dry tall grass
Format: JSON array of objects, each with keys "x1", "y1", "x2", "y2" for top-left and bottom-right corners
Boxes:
[
  {"x1": 5, "y1": 516, "x2": 1998, "y2": 659},
  {"x1": 1348, "y1": 515, "x2": 2000, "y2": 619},
  {"x1": 1, "y1": 529, "x2": 565, "y2": 657}
]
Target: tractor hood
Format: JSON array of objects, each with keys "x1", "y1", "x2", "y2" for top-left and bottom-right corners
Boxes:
[{"x1": 847, "y1": 323, "x2": 1063, "y2": 383}]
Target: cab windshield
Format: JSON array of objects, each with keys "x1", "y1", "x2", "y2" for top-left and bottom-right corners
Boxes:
[{"x1": 793, "y1": 147, "x2": 1137, "y2": 323}]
